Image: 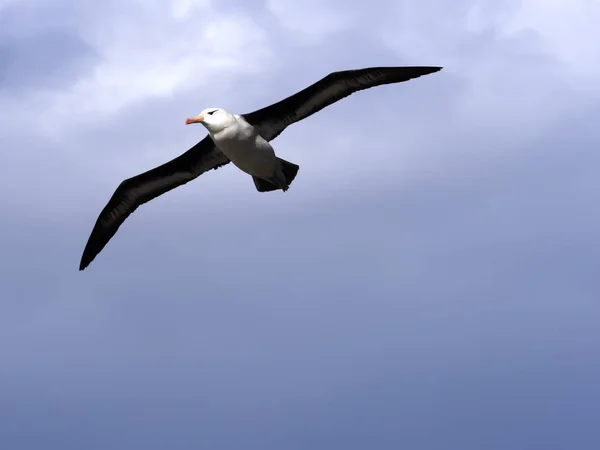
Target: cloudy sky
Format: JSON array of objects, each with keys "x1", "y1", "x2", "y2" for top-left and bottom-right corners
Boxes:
[{"x1": 1, "y1": 0, "x2": 599, "y2": 448}]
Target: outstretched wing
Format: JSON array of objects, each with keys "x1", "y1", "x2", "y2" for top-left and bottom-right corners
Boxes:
[
  {"x1": 79, "y1": 136, "x2": 229, "y2": 270},
  {"x1": 242, "y1": 66, "x2": 442, "y2": 141}
]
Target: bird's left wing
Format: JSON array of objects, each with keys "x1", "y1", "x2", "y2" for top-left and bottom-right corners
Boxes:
[
  {"x1": 79, "y1": 136, "x2": 229, "y2": 270},
  {"x1": 242, "y1": 66, "x2": 442, "y2": 142}
]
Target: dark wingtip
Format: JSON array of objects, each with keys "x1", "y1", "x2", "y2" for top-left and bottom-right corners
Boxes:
[
  {"x1": 79, "y1": 251, "x2": 92, "y2": 271},
  {"x1": 411, "y1": 66, "x2": 443, "y2": 76}
]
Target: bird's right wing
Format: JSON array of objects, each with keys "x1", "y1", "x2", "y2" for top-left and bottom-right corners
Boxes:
[
  {"x1": 242, "y1": 66, "x2": 442, "y2": 142},
  {"x1": 79, "y1": 136, "x2": 230, "y2": 270}
]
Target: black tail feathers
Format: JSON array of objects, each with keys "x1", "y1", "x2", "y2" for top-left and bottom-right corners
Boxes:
[{"x1": 252, "y1": 158, "x2": 299, "y2": 192}]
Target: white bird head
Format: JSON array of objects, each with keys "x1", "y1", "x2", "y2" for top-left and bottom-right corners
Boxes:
[{"x1": 185, "y1": 108, "x2": 234, "y2": 133}]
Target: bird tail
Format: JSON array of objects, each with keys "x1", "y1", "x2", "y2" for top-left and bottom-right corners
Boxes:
[{"x1": 252, "y1": 158, "x2": 299, "y2": 192}]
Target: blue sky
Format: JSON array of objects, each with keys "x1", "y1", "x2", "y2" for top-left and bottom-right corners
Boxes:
[{"x1": 1, "y1": 0, "x2": 599, "y2": 448}]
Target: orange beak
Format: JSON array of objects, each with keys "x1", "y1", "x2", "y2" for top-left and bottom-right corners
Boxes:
[{"x1": 185, "y1": 113, "x2": 204, "y2": 125}]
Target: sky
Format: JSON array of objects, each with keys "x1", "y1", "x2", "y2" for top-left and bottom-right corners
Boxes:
[{"x1": 1, "y1": 0, "x2": 599, "y2": 448}]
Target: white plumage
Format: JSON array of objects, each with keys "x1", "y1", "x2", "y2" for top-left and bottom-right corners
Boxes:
[{"x1": 186, "y1": 108, "x2": 294, "y2": 191}]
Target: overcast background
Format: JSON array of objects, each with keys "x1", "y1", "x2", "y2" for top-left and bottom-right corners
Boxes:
[{"x1": 1, "y1": 0, "x2": 599, "y2": 448}]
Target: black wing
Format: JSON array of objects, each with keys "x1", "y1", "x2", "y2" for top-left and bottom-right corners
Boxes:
[
  {"x1": 79, "y1": 136, "x2": 229, "y2": 270},
  {"x1": 242, "y1": 66, "x2": 442, "y2": 141}
]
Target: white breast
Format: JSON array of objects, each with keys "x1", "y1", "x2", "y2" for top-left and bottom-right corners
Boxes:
[{"x1": 211, "y1": 117, "x2": 277, "y2": 177}]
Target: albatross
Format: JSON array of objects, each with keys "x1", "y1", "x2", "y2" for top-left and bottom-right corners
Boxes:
[{"x1": 79, "y1": 65, "x2": 442, "y2": 270}]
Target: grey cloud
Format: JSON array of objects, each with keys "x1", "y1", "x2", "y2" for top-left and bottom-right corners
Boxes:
[{"x1": 0, "y1": 29, "x2": 96, "y2": 92}]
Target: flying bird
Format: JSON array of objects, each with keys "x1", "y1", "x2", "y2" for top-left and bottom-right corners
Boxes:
[{"x1": 79, "y1": 65, "x2": 442, "y2": 270}]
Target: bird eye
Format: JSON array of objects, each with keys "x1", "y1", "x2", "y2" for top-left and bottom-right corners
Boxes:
[{"x1": 207, "y1": 110, "x2": 217, "y2": 115}]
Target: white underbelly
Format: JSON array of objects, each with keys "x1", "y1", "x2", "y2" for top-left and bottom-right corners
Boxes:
[{"x1": 215, "y1": 137, "x2": 276, "y2": 177}]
